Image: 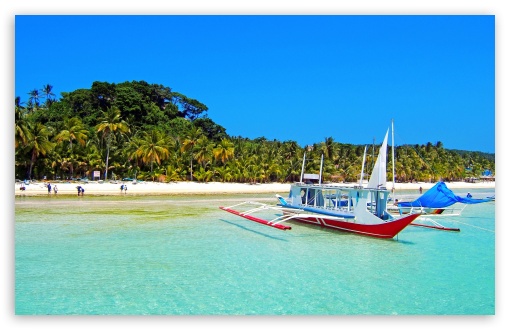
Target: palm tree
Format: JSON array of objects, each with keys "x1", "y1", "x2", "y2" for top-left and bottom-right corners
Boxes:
[
  {"x1": 41, "y1": 84, "x2": 56, "y2": 108},
  {"x1": 165, "y1": 164, "x2": 187, "y2": 182},
  {"x1": 194, "y1": 136, "x2": 214, "y2": 169},
  {"x1": 194, "y1": 167, "x2": 214, "y2": 182},
  {"x1": 320, "y1": 136, "x2": 338, "y2": 160},
  {"x1": 24, "y1": 122, "x2": 55, "y2": 179},
  {"x1": 96, "y1": 107, "x2": 130, "y2": 180},
  {"x1": 215, "y1": 166, "x2": 233, "y2": 182},
  {"x1": 15, "y1": 98, "x2": 31, "y2": 149},
  {"x1": 281, "y1": 140, "x2": 299, "y2": 160},
  {"x1": 213, "y1": 138, "x2": 235, "y2": 165},
  {"x1": 81, "y1": 140, "x2": 103, "y2": 180},
  {"x1": 54, "y1": 117, "x2": 88, "y2": 150},
  {"x1": 134, "y1": 129, "x2": 172, "y2": 177},
  {"x1": 27, "y1": 89, "x2": 41, "y2": 111},
  {"x1": 180, "y1": 126, "x2": 204, "y2": 181},
  {"x1": 53, "y1": 118, "x2": 89, "y2": 179}
]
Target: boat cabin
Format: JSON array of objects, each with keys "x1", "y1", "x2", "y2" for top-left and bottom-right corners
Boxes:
[{"x1": 288, "y1": 183, "x2": 392, "y2": 220}]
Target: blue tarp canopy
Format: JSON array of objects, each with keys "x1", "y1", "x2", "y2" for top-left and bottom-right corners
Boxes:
[{"x1": 398, "y1": 182, "x2": 491, "y2": 208}]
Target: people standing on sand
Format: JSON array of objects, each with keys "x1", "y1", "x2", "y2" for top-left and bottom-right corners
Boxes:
[
  {"x1": 47, "y1": 183, "x2": 52, "y2": 194},
  {"x1": 53, "y1": 185, "x2": 58, "y2": 194},
  {"x1": 76, "y1": 186, "x2": 83, "y2": 196},
  {"x1": 419, "y1": 186, "x2": 423, "y2": 194}
]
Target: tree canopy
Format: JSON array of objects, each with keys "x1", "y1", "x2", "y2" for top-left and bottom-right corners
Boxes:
[{"x1": 15, "y1": 80, "x2": 495, "y2": 184}]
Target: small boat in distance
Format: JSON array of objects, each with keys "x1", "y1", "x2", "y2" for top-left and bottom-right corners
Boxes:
[
  {"x1": 395, "y1": 181, "x2": 492, "y2": 217},
  {"x1": 220, "y1": 127, "x2": 420, "y2": 239},
  {"x1": 385, "y1": 181, "x2": 494, "y2": 231},
  {"x1": 389, "y1": 181, "x2": 493, "y2": 231}
]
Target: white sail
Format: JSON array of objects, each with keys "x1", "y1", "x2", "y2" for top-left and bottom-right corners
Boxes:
[{"x1": 367, "y1": 129, "x2": 389, "y2": 189}]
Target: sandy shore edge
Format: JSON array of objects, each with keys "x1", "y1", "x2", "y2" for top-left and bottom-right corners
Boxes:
[{"x1": 15, "y1": 180, "x2": 496, "y2": 197}]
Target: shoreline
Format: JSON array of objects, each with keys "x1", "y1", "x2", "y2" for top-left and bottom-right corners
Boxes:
[{"x1": 14, "y1": 180, "x2": 496, "y2": 197}]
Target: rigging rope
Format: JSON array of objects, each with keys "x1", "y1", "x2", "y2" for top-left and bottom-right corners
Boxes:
[{"x1": 444, "y1": 219, "x2": 494, "y2": 233}]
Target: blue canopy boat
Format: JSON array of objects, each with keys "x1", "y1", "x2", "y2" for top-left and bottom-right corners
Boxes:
[{"x1": 395, "y1": 181, "x2": 492, "y2": 231}]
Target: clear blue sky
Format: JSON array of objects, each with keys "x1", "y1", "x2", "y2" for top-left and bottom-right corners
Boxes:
[{"x1": 15, "y1": 15, "x2": 495, "y2": 153}]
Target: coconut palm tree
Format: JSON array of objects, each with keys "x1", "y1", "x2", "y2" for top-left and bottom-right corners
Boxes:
[
  {"x1": 320, "y1": 136, "x2": 338, "y2": 161},
  {"x1": 24, "y1": 122, "x2": 55, "y2": 179},
  {"x1": 134, "y1": 129, "x2": 172, "y2": 177},
  {"x1": 82, "y1": 140, "x2": 104, "y2": 180},
  {"x1": 41, "y1": 84, "x2": 56, "y2": 108},
  {"x1": 27, "y1": 89, "x2": 41, "y2": 111},
  {"x1": 54, "y1": 117, "x2": 88, "y2": 150},
  {"x1": 215, "y1": 166, "x2": 233, "y2": 182},
  {"x1": 194, "y1": 167, "x2": 214, "y2": 182},
  {"x1": 194, "y1": 136, "x2": 214, "y2": 169},
  {"x1": 213, "y1": 138, "x2": 234, "y2": 165},
  {"x1": 181, "y1": 126, "x2": 204, "y2": 181},
  {"x1": 96, "y1": 107, "x2": 130, "y2": 180},
  {"x1": 15, "y1": 98, "x2": 31, "y2": 149}
]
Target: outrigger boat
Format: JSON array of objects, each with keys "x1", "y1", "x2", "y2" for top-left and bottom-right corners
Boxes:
[
  {"x1": 220, "y1": 128, "x2": 420, "y2": 239},
  {"x1": 395, "y1": 181, "x2": 492, "y2": 217},
  {"x1": 387, "y1": 181, "x2": 492, "y2": 231}
]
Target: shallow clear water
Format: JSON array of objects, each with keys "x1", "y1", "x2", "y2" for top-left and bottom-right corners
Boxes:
[{"x1": 15, "y1": 189, "x2": 495, "y2": 315}]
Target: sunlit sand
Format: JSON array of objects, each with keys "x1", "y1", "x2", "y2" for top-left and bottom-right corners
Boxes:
[{"x1": 15, "y1": 180, "x2": 495, "y2": 197}]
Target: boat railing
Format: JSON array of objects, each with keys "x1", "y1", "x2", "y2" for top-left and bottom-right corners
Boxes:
[
  {"x1": 397, "y1": 203, "x2": 467, "y2": 217},
  {"x1": 292, "y1": 182, "x2": 388, "y2": 192},
  {"x1": 293, "y1": 182, "x2": 353, "y2": 189}
]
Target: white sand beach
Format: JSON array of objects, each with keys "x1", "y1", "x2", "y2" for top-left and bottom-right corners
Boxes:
[{"x1": 14, "y1": 180, "x2": 496, "y2": 197}]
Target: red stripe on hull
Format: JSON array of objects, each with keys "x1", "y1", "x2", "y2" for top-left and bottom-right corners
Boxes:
[
  {"x1": 219, "y1": 207, "x2": 292, "y2": 230},
  {"x1": 289, "y1": 213, "x2": 420, "y2": 238}
]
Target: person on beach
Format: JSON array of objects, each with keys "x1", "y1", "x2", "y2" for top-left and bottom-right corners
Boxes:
[
  {"x1": 53, "y1": 185, "x2": 58, "y2": 194},
  {"x1": 466, "y1": 192, "x2": 472, "y2": 198},
  {"x1": 76, "y1": 186, "x2": 83, "y2": 196},
  {"x1": 47, "y1": 183, "x2": 52, "y2": 194},
  {"x1": 419, "y1": 186, "x2": 423, "y2": 194}
]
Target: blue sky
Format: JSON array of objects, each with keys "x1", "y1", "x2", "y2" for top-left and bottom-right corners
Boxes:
[{"x1": 15, "y1": 15, "x2": 495, "y2": 153}]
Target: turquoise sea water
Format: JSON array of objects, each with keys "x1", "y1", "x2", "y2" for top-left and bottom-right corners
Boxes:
[{"x1": 14, "y1": 188, "x2": 495, "y2": 315}]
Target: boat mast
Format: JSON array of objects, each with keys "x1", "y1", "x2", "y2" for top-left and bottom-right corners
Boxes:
[
  {"x1": 392, "y1": 119, "x2": 395, "y2": 196},
  {"x1": 300, "y1": 152, "x2": 306, "y2": 183},
  {"x1": 319, "y1": 154, "x2": 324, "y2": 185},
  {"x1": 371, "y1": 137, "x2": 375, "y2": 170},
  {"x1": 360, "y1": 145, "x2": 367, "y2": 187}
]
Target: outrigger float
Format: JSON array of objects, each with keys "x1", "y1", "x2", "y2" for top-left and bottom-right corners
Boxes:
[{"x1": 220, "y1": 126, "x2": 421, "y2": 239}]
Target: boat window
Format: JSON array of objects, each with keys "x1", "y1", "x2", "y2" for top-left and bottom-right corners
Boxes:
[
  {"x1": 300, "y1": 188, "x2": 307, "y2": 204},
  {"x1": 307, "y1": 189, "x2": 315, "y2": 206},
  {"x1": 316, "y1": 189, "x2": 324, "y2": 207}
]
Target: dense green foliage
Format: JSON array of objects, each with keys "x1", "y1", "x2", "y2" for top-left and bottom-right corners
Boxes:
[{"x1": 15, "y1": 80, "x2": 495, "y2": 183}]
